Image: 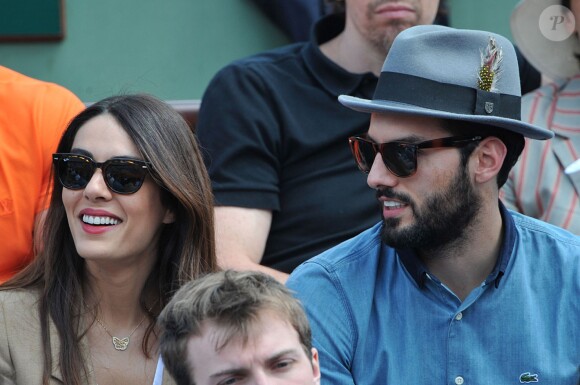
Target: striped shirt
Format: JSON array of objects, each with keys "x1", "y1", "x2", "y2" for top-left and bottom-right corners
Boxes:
[{"x1": 501, "y1": 75, "x2": 580, "y2": 234}]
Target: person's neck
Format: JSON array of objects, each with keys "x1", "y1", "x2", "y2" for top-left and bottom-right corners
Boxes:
[
  {"x1": 319, "y1": 27, "x2": 385, "y2": 76},
  {"x1": 419, "y1": 200, "x2": 504, "y2": 302},
  {"x1": 85, "y1": 263, "x2": 155, "y2": 327}
]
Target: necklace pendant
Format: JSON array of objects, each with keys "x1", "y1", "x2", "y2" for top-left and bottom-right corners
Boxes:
[{"x1": 112, "y1": 336, "x2": 130, "y2": 351}]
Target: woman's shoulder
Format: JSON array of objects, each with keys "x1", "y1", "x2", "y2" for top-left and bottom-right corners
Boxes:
[
  {"x1": 0, "y1": 288, "x2": 46, "y2": 385},
  {"x1": 0, "y1": 288, "x2": 41, "y2": 310},
  {"x1": 0, "y1": 289, "x2": 42, "y2": 342}
]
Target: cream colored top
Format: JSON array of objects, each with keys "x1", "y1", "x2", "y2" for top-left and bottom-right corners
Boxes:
[{"x1": 0, "y1": 289, "x2": 176, "y2": 385}]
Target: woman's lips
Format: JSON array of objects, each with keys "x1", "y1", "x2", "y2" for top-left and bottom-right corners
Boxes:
[{"x1": 78, "y1": 209, "x2": 122, "y2": 234}]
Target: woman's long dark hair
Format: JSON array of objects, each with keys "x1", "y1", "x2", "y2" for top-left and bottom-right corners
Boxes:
[{"x1": 1, "y1": 94, "x2": 217, "y2": 384}]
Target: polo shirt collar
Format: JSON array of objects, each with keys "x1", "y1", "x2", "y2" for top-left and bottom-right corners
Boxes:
[
  {"x1": 302, "y1": 13, "x2": 377, "y2": 97},
  {"x1": 396, "y1": 200, "x2": 516, "y2": 289}
]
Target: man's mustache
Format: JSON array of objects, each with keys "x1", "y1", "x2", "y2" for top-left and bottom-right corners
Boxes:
[{"x1": 376, "y1": 188, "x2": 412, "y2": 205}]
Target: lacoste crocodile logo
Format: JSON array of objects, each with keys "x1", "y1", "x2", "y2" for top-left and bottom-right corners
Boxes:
[{"x1": 519, "y1": 372, "x2": 539, "y2": 383}]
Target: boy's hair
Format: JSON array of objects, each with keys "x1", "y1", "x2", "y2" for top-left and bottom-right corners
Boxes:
[{"x1": 158, "y1": 270, "x2": 313, "y2": 385}]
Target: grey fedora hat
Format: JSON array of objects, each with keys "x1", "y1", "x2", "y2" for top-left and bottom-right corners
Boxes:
[{"x1": 339, "y1": 25, "x2": 553, "y2": 140}]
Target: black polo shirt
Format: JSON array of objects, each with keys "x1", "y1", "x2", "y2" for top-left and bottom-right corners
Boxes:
[{"x1": 196, "y1": 14, "x2": 379, "y2": 272}]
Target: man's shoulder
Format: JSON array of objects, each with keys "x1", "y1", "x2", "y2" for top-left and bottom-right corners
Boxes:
[
  {"x1": 201, "y1": 42, "x2": 313, "y2": 100},
  {"x1": 287, "y1": 222, "x2": 389, "y2": 312},
  {"x1": 511, "y1": 210, "x2": 580, "y2": 251},
  {"x1": 0, "y1": 67, "x2": 82, "y2": 107},
  {"x1": 291, "y1": 222, "x2": 385, "y2": 277},
  {"x1": 220, "y1": 42, "x2": 307, "y2": 73},
  {"x1": 0, "y1": 66, "x2": 42, "y2": 85},
  {"x1": 509, "y1": 212, "x2": 579, "y2": 299}
]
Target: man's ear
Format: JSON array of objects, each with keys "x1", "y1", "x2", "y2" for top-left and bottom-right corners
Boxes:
[{"x1": 472, "y1": 136, "x2": 506, "y2": 184}]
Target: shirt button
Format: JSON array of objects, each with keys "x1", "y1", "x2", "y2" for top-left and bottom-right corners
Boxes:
[
  {"x1": 455, "y1": 376, "x2": 464, "y2": 385},
  {"x1": 455, "y1": 312, "x2": 463, "y2": 321}
]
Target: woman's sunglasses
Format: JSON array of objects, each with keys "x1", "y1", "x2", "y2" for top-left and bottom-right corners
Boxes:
[
  {"x1": 52, "y1": 153, "x2": 152, "y2": 194},
  {"x1": 348, "y1": 135, "x2": 483, "y2": 177}
]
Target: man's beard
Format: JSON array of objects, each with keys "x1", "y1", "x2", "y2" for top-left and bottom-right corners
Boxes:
[
  {"x1": 366, "y1": 0, "x2": 423, "y2": 55},
  {"x1": 371, "y1": 23, "x2": 411, "y2": 55},
  {"x1": 379, "y1": 164, "x2": 482, "y2": 251}
]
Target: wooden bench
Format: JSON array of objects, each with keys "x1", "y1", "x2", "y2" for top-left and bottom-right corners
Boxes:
[{"x1": 166, "y1": 99, "x2": 201, "y2": 131}]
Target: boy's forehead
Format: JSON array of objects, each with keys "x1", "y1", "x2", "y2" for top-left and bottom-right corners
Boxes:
[
  {"x1": 199, "y1": 310, "x2": 298, "y2": 351},
  {"x1": 186, "y1": 312, "x2": 304, "y2": 369}
]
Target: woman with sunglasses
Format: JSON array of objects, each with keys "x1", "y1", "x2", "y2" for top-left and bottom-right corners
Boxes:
[{"x1": 0, "y1": 94, "x2": 217, "y2": 385}]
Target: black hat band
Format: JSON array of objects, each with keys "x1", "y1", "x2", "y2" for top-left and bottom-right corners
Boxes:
[{"x1": 373, "y1": 72, "x2": 522, "y2": 120}]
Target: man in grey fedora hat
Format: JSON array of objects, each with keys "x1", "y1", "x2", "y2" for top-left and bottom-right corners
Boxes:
[{"x1": 287, "y1": 25, "x2": 580, "y2": 384}]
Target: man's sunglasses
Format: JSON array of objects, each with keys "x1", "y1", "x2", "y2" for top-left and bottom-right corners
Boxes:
[
  {"x1": 348, "y1": 135, "x2": 483, "y2": 177},
  {"x1": 52, "y1": 153, "x2": 152, "y2": 194}
]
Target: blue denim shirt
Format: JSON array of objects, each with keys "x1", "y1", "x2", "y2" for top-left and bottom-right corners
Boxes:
[{"x1": 287, "y1": 207, "x2": 580, "y2": 385}]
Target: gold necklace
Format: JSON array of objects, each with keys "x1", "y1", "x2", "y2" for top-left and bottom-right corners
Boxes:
[{"x1": 95, "y1": 312, "x2": 148, "y2": 351}]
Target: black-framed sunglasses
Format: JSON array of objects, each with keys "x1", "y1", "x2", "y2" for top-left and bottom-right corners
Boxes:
[
  {"x1": 348, "y1": 135, "x2": 483, "y2": 177},
  {"x1": 52, "y1": 153, "x2": 152, "y2": 194}
]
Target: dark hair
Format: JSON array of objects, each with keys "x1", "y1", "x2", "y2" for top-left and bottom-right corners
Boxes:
[
  {"x1": 158, "y1": 270, "x2": 313, "y2": 385},
  {"x1": 1, "y1": 94, "x2": 218, "y2": 385},
  {"x1": 445, "y1": 119, "x2": 525, "y2": 188}
]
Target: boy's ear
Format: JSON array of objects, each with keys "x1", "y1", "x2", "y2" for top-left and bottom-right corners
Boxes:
[{"x1": 311, "y1": 348, "x2": 321, "y2": 385}]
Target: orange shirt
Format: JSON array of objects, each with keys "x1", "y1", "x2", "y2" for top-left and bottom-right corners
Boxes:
[{"x1": 0, "y1": 66, "x2": 85, "y2": 283}]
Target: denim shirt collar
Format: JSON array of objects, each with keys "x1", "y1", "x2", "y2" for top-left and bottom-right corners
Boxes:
[
  {"x1": 396, "y1": 201, "x2": 516, "y2": 289},
  {"x1": 302, "y1": 13, "x2": 377, "y2": 97}
]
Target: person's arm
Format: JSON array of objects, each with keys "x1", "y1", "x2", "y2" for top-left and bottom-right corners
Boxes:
[
  {"x1": 287, "y1": 263, "x2": 356, "y2": 385},
  {"x1": 214, "y1": 206, "x2": 289, "y2": 283},
  {"x1": 197, "y1": 63, "x2": 288, "y2": 281}
]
